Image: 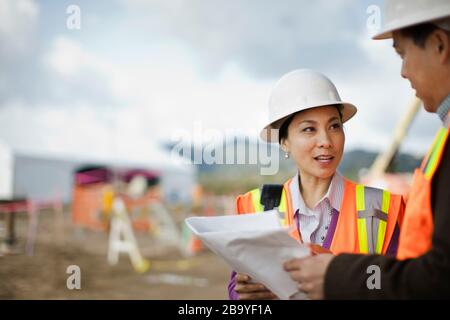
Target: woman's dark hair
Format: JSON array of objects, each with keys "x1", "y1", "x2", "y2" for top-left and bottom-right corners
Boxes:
[
  {"x1": 278, "y1": 105, "x2": 343, "y2": 144},
  {"x1": 400, "y1": 23, "x2": 439, "y2": 48}
]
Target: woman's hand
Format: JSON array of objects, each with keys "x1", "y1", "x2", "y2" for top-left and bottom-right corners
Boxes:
[{"x1": 235, "y1": 273, "x2": 278, "y2": 300}]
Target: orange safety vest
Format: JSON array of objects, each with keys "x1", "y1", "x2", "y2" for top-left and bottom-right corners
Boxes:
[
  {"x1": 236, "y1": 177, "x2": 404, "y2": 255},
  {"x1": 397, "y1": 118, "x2": 450, "y2": 260}
]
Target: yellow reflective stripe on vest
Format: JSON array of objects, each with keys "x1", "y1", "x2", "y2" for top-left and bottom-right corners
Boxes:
[
  {"x1": 376, "y1": 220, "x2": 387, "y2": 254},
  {"x1": 424, "y1": 128, "x2": 449, "y2": 179},
  {"x1": 356, "y1": 185, "x2": 369, "y2": 253},
  {"x1": 357, "y1": 218, "x2": 369, "y2": 253},
  {"x1": 356, "y1": 185, "x2": 390, "y2": 254},
  {"x1": 376, "y1": 190, "x2": 390, "y2": 254},
  {"x1": 381, "y1": 190, "x2": 390, "y2": 213},
  {"x1": 356, "y1": 185, "x2": 365, "y2": 211},
  {"x1": 278, "y1": 189, "x2": 287, "y2": 225},
  {"x1": 251, "y1": 187, "x2": 287, "y2": 225},
  {"x1": 279, "y1": 189, "x2": 287, "y2": 212},
  {"x1": 250, "y1": 189, "x2": 263, "y2": 212}
]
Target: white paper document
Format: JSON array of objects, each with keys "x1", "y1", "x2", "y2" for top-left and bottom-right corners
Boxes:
[{"x1": 185, "y1": 211, "x2": 310, "y2": 300}]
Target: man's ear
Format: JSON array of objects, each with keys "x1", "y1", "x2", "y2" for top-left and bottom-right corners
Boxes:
[{"x1": 432, "y1": 29, "x2": 450, "y2": 64}]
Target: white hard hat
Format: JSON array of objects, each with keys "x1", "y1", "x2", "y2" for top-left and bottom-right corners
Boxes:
[
  {"x1": 373, "y1": 0, "x2": 450, "y2": 40},
  {"x1": 260, "y1": 69, "x2": 357, "y2": 143}
]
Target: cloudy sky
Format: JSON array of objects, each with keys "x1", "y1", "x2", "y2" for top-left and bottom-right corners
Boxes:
[{"x1": 0, "y1": 0, "x2": 442, "y2": 165}]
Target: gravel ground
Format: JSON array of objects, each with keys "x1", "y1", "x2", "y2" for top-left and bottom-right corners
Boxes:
[{"x1": 0, "y1": 211, "x2": 230, "y2": 300}]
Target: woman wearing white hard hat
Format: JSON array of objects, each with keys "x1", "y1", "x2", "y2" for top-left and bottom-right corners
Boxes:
[{"x1": 228, "y1": 69, "x2": 405, "y2": 300}]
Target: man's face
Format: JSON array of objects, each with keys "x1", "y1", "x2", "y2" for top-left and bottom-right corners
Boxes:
[{"x1": 392, "y1": 31, "x2": 442, "y2": 112}]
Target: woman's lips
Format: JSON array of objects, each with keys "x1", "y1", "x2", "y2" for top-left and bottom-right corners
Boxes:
[{"x1": 314, "y1": 155, "x2": 334, "y2": 164}]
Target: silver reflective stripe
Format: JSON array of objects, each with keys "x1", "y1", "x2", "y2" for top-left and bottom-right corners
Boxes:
[
  {"x1": 366, "y1": 218, "x2": 375, "y2": 254},
  {"x1": 363, "y1": 187, "x2": 383, "y2": 211},
  {"x1": 357, "y1": 208, "x2": 388, "y2": 221}
]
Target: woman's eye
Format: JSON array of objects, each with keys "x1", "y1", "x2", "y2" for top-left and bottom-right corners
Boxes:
[
  {"x1": 302, "y1": 127, "x2": 315, "y2": 132},
  {"x1": 331, "y1": 123, "x2": 341, "y2": 129}
]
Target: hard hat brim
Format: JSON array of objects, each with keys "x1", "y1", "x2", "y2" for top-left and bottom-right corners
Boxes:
[
  {"x1": 373, "y1": 13, "x2": 450, "y2": 40},
  {"x1": 259, "y1": 102, "x2": 357, "y2": 143}
]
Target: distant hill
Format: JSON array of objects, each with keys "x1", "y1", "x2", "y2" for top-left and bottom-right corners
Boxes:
[
  {"x1": 339, "y1": 149, "x2": 422, "y2": 181},
  {"x1": 163, "y1": 138, "x2": 422, "y2": 194}
]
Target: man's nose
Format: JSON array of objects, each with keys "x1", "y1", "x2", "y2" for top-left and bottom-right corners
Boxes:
[{"x1": 401, "y1": 59, "x2": 408, "y2": 79}]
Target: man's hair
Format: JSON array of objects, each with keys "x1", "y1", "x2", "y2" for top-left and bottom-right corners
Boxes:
[{"x1": 400, "y1": 23, "x2": 440, "y2": 48}]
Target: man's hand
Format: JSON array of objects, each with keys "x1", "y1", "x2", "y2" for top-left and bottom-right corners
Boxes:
[
  {"x1": 235, "y1": 273, "x2": 278, "y2": 300},
  {"x1": 283, "y1": 254, "x2": 334, "y2": 300}
]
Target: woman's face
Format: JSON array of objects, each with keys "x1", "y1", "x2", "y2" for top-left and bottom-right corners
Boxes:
[{"x1": 281, "y1": 105, "x2": 345, "y2": 180}]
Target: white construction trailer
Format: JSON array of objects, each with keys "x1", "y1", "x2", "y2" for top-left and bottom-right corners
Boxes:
[{"x1": 0, "y1": 139, "x2": 196, "y2": 204}]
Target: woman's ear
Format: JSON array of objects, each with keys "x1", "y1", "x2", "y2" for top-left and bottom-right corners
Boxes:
[{"x1": 280, "y1": 138, "x2": 290, "y2": 153}]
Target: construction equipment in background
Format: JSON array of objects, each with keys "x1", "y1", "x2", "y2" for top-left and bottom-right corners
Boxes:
[
  {"x1": 118, "y1": 175, "x2": 202, "y2": 257},
  {"x1": 72, "y1": 166, "x2": 114, "y2": 231},
  {"x1": 107, "y1": 196, "x2": 150, "y2": 273},
  {"x1": 0, "y1": 195, "x2": 64, "y2": 257},
  {"x1": 362, "y1": 97, "x2": 422, "y2": 197},
  {"x1": 72, "y1": 166, "x2": 161, "y2": 232},
  {"x1": 147, "y1": 201, "x2": 183, "y2": 250},
  {"x1": 106, "y1": 174, "x2": 205, "y2": 272}
]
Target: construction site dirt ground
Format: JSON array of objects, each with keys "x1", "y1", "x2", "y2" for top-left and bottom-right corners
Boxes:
[{"x1": 0, "y1": 210, "x2": 230, "y2": 300}]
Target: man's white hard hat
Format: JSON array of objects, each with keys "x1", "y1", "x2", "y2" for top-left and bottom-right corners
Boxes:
[
  {"x1": 260, "y1": 69, "x2": 357, "y2": 143},
  {"x1": 373, "y1": 0, "x2": 450, "y2": 40}
]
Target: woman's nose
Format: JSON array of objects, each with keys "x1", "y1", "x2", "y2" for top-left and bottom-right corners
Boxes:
[{"x1": 317, "y1": 131, "x2": 332, "y2": 148}]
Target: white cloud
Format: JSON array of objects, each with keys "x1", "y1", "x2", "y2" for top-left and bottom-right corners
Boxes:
[
  {"x1": 0, "y1": 0, "x2": 39, "y2": 56},
  {"x1": 119, "y1": 0, "x2": 369, "y2": 77},
  {"x1": 45, "y1": 36, "x2": 93, "y2": 76}
]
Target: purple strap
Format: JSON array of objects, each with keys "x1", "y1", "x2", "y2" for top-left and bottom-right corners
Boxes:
[
  {"x1": 228, "y1": 270, "x2": 239, "y2": 300},
  {"x1": 322, "y1": 208, "x2": 340, "y2": 250},
  {"x1": 386, "y1": 223, "x2": 400, "y2": 256}
]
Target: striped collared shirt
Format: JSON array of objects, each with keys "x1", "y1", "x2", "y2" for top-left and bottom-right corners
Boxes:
[
  {"x1": 437, "y1": 93, "x2": 450, "y2": 124},
  {"x1": 289, "y1": 171, "x2": 345, "y2": 245}
]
